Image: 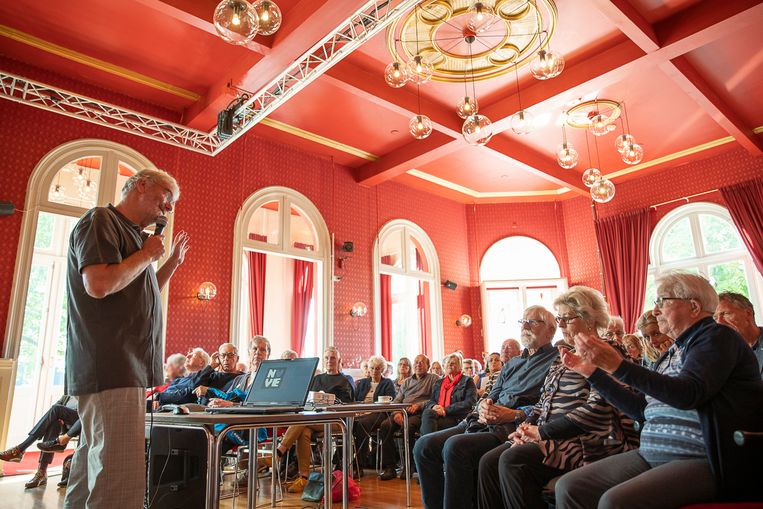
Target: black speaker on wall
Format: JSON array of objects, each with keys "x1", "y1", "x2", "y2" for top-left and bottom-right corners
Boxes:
[
  {"x1": 147, "y1": 427, "x2": 207, "y2": 509},
  {"x1": 0, "y1": 202, "x2": 14, "y2": 216}
]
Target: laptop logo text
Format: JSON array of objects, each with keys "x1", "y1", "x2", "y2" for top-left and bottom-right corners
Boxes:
[{"x1": 264, "y1": 368, "x2": 286, "y2": 388}]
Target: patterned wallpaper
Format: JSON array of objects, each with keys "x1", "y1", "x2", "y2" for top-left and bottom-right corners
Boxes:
[{"x1": 2, "y1": 61, "x2": 762, "y2": 362}]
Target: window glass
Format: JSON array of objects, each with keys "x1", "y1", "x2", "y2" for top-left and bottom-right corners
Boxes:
[
  {"x1": 48, "y1": 157, "x2": 102, "y2": 208},
  {"x1": 380, "y1": 229, "x2": 403, "y2": 268},
  {"x1": 409, "y1": 236, "x2": 429, "y2": 272},
  {"x1": 709, "y1": 261, "x2": 749, "y2": 296},
  {"x1": 114, "y1": 162, "x2": 138, "y2": 204},
  {"x1": 661, "y1": 217, "x2": 695, "y2": 262},
  {"x1": 699, "y1": 214, "x2": 741, "y2": 255},
  {"x1": 290, "y1": 205, "x2": 317, "y2": 251},
  {"x1": 481, "y1": 236, "x2": 560, "y2": 281},
  {"x1": 248, "y1": 201, "x2": 280, "y2": 245}
]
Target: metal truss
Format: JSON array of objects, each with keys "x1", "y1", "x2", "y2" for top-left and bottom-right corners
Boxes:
[
  {"x1": 214, "y1": 0, "x2": 420, "y2": 153},
  {"x1": 0, "y1": 0, "x2": 418, "y2": 156},
  {"x1": 0, "y1": 72, "x2": 220, "y2": 154}
]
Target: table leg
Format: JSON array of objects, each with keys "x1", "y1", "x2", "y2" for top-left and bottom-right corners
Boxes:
[
  {"x1": 403, "y1": 412, "x2": 411, "y2": 507},
  {"x1": 248, "y1": 428, "x2": 257, "y2": 509},
  {"x1": 204, "y1": 427, "x2": 219, "y2": 509},
  {"x1": 323, "y1": 423, "x2": 332, "y2": 509}
]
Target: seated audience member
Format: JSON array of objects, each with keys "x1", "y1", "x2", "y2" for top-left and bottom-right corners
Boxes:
[
  {"x1": 354, "y1": 355, "x2": 397, "y2": 465},
  {"x1": 463, "y1": 358, "x2": 475, "y2": 378},
  {"x1": 146, "y1": 352, "x2": 187, "y2": 398},
  {"x1": 276, "y1": 347, "x2": 355, "y2": 493},
  {"x1": 715, "y1": 291, "x2": 763, "y2": 377},
  {"x1": 413, "y1": 305, "x2": 558, "y2": 509},
  {"x1": 358, "y1": 358, "x2": 370, "y2": 382},
  {"x1": 478, "y1": 286, "x2": 639, "y2": 509},
  {"x1": 470, "y1": 359, "x2": 483, "y2": 387},
  {"x1": 421, "y1": 354, "x2": 477, "y2": 435},
  {"x1": 149, "y1": 347, "x2": 209, "y2": 409},
  {"x1": 235, "y1": 361, "x2": 248, "y2": 372},
  {"x1": 621, "y1": 334, "x2": 645, "y2": 365},
  {"x1": 394, "y1": 357, "x2": 412, "y2": 395},
  {"x1": 158, "y1": 343, "x2": 240, "y2": 405},
  {"x1": 430, "y1": 361, "x2": 444, "y2": 377},
  {"x1": 477, "y1": 352, "x2": 503, "y2": 397},
  {"x1": 341, "y1": 359, "x2": 355, "y2": 387},
  {"x1": 556, "y1": 271, "x2": 763, "y2": 507},
  {"x1": 1, "y1": 395, "x2": 80, "y2": 489},
  {"x1": 281, "y1": 348, "x2": 298, "y2": 360},
  {"x1": 500, "y1": 338, "x2": 521, "y2": 363},
  {"x1": 206, "y1": 336, "x2": 271, "y2": 407},
  {"x1": 378, "y1": 354, "x2": 440, "y2": 481},
  {"x1": 605, "y1": 315, "x2": 626, "y2": 344},
  {"x1": 636, "y1": 310, "x2": 674, "y2": 366}
]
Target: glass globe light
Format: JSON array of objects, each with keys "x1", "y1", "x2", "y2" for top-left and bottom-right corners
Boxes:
[
  {"x1": 621, "y1": 141, "x2": 644, "y2": 165},
  {"x1": 252, "y1": 0, "x2": 281, "y2": 36},
  {"x1": 457, "y1": 314, "x2": 472, "y2": 327},
  {"x1": 510, "y1": 110, "x2": 534, "y2": 135},
  {"x1": 556, "y1": 142, "x2": 579, "y2": 169},
  {"x1": 51, "y1": 184, "x2": 65, "y2": 201},
  {"x1": 214, "y1": 0, "x2": 259, "y2": 45},
  {"x1": 615, "y1": 133, "x2": 635, "y2": 153},
  {"x1": 407, "y1": 55, "x2": 434, "y2": 85},
  {"x1": 384, "y1": 61, "x2": 409, "y2": 88},
  {"x1": 351, "y1": 301, "x2": 368, "y2": 317},
  {"x1": 467, "y1": 2, "x2": 498, "y2": 33},
  {"x1": 589, "y1": 114, "x2": 610, "y2": 136},
  {"x1": 462, "y1": 114, "x2": 493, "y2": 146},
  {"x1": 410, "y1": 114, "x2": 433, "y2": 139},
  {"x1": 73, "y1": 168, "x2": 86, "y2": 184},
  {"x1": 530, "y1": 49, "x2": 565, "y2": 80},
  {"x1": 590, "y1": 178, "x2": 616, "y2": 203},
  {"x1": 582, "y1": 167, "x2": 602, "y2": 187},
  {"x1": 456, "y1": 96, "x2": 478, "y2": 119}
]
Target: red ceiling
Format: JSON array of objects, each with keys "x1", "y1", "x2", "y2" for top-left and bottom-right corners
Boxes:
[{"x1": 0, "y1": 0, "x2": 761, "y2": 203}]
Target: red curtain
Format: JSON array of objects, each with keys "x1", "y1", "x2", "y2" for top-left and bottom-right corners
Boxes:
[
  {"x1": 594, "y1": 208, "x2": 652, "y2": 332},
  {"x1": 291, "y1": 259, "x2": 314, "y2": 356},
  {"x1": 380, "y1": 256, "x2": 394, "y2": 361},
  {"x1": 415, "y1": 251, "x2": 431, "y2": 358},
  {"x1": 720, "y1": 179, "x2": 763, "y2": 278},
  {"x1": 247, "y1": 234, "x2": 267, "y2": 337}
]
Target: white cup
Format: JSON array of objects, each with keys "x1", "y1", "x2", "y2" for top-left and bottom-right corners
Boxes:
[{"x1": 377, "y1": 396, "x2": 392, "y2": 403}]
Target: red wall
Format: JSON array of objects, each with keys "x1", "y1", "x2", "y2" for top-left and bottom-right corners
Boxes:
[{"x1": 0, "y1": 95, "x2": 473, "y2": 363}]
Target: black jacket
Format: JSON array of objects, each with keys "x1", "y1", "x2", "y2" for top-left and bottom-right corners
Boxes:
[
  {"x1": 424, "y1": 374, "x2": 478, "y2": 420},
  {"x1": 588, "y1": 317, "x2": 763, "y2": 502},
  {"x1": 355, "y1": 377, "x2": 396, "y2": 402}
]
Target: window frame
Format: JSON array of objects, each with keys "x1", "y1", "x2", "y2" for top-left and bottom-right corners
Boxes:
[
  {"x1": 229, "y1": 186, "x2": 332, "y2": 356},
  {"x1": 372, "y1": 220, "x2": 444, "y2": 363}
]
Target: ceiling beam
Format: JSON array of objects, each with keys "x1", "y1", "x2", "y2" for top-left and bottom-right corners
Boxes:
[
  {"x1": 664, "y1": 56, "x2": 763, "y2": 155},
  {"x1": 589, "y1": 0, "x2": 763, "y2": 154},
  {"x1": 183, "y1": 0, "x2": 348, "y2": 130}
]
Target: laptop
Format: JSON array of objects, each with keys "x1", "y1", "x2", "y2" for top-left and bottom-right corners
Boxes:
[{"x1": 205, "y1": 357, "x2": 319, "y2": 415}]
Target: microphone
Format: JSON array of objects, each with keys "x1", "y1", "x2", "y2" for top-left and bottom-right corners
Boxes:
[{"x1": 154, "y1": 216, "x2": 168, "y2": 236}]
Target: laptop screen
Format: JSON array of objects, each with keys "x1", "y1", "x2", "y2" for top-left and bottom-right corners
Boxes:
[{"x1": 244, "y1": 357, "x2": 319, "y2": 406}]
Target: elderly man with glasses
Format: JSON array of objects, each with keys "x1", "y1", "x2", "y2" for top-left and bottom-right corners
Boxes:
[
  {"x1": 556, "y1": 271, "x2": 763, "y2": 508},
  {"x1": 714, "y1": 291, "x2": 763, "y2": 378},
  {"x1": 413, "y1": 305, "x2": 558, "y2": 509}
]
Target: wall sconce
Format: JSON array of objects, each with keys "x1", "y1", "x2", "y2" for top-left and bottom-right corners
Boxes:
[
  {"x1": 443, "y1": 280, "x2": 457, "y2": 290},
  {"x1": 337, "y1": 241, "x2": 354, "y2": 269},
  {"x1": 197, "y1": 281, "x2": 217, "y2": 301},
  {"x1": 350, "y1": 301, "x2": 368, "y2": 318},
  {"x1": 456, "y1": 314, "x2": 472, "y2": 327}
]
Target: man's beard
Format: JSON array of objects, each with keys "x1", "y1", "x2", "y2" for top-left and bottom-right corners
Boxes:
[{"x1": 520, "y1": 331, "x2": 534, "y2": 348}]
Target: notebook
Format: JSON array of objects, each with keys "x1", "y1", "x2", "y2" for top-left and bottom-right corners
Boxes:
[{"x1": 205, "y1": 357, "x2": 318, "y2": 414}]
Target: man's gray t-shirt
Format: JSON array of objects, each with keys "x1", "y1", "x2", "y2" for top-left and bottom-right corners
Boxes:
[{"x1": 65, "y1": 205, "x2": 163, "y2": 395}]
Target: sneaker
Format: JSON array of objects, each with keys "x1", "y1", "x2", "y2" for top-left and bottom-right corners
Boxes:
[
  {"x1": 379, "y1": 467, "x2": 397, "y2": 481},
  {"x1": 285, "y1": 476, "x2": 308, "y2": 493},
  {"x1": 25, "y1": 470, "x2": 47, "y2": 489},
  {"x1": 37, "y1": 438, "x2": 66, "y2": 453},
  {"x1": 0, "y1": 446, "x2": 23, "y2": 462}
]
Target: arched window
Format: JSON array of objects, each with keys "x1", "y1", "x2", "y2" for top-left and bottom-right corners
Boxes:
[
  {"x1": 646, "y1": 202, "x2": 763, "y2": 310},
  {"x1": 4, "y1": 139, "x2": 162, "y2": 449},
  {"x1": 373, "y1": 220, "x2": 443, "y2": 367},
  {"x1": 480, "y1": 236, "x2": 567, "y2": 351},
  {"x1": 230, "y1": 187, "x2": 331, "y2": 362}
]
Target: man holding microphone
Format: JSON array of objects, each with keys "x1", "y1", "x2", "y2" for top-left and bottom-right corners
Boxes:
[{"x1": 64, "y1": 169, "x2": 189, "y2": 508}]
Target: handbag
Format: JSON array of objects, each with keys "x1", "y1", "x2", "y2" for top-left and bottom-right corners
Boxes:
[
  {"x1": 301, "y1": 472, "x2": 324, "y2": 502},
  {"x1": 330, "y1": 470, "x2": 361, "y2": 502}
]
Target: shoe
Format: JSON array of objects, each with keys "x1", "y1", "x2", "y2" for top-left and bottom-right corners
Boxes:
[
  {"x1": 285, "y1": 476, "x2": 308, "y2": 493},
  {"x1": 57, "y1": 456, "x2": 72, "y2": 488},
  {"x1": 0, "y1": 446, "x2": 23, "y2": 462},
  {"x1": 399, "y1": 462, "x2": 416, "y2": 479},
  {"x1": 37, "y1": 438, "x2": 66, "y2": 453},
  {"x1": 379, "y1": 467, "x2": 397, "y2": 481},
  {"x1": 25, "y1": 470, "x2": 47, "y2": 489}
]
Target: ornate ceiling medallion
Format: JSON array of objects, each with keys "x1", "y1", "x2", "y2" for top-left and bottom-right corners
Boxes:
[
  {"x1": 565, "y1": 99, "x2": 621, "y2": 132},
  {"x1": 387, "y1": 0, "x2": 558, "y2": 83}
]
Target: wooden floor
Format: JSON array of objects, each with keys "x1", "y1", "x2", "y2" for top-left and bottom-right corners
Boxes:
[{"x1": 0, "y1": 466, "x2": 424, "y2": 509}]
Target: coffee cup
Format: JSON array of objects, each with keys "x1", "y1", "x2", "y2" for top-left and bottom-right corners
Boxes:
[{"x1": 377, "y1": 396, "x2": 392, "y2": 403}]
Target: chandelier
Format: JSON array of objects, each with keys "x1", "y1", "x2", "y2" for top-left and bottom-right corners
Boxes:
[
  {"x1": 384, "y1": 0, "x2": 563, "y2": 142},
  {"x1": 213, "y1": 0, "x2": 282, "y2": 45}
]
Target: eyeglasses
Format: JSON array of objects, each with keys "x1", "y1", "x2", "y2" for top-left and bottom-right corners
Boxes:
[
  {"x1": 653, "y1": 296, "x2": 691, "y2": 308},
  {"x1": 604, "y1": 331, "x2": 624, "y2": 339},
  {"x1": 517, "y1": 319, "x2": 545, "y2": 327},
  {"x1": 219, "y1": 352, "x2": 237, "y2": 358},
  {"x1": 555, "y1": 315, "x2": 581, "y2": 324}
]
